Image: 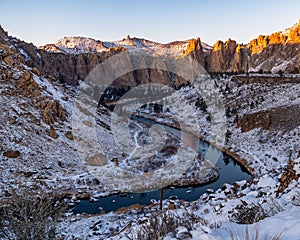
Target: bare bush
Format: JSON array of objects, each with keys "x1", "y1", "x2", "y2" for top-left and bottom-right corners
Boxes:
[
  {"x1": 231, "y1": 203, "x2": 267, "y2": 224},
  {"x1": 0, "y1": 190, "x2": 67, "y2": 240},
  {"x1": 126, "y1": 208, "x2": 206, "y2": 240},
  {"x1": 231, "y1": 199, "x2": 283, "y2": 225}
]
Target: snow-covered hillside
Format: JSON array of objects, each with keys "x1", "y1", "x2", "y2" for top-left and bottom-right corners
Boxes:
[{"x1": 40, "y1": 35, "x2": 212, "y2": 56}]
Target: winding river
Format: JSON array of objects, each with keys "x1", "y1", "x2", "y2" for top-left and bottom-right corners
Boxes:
[{"x1": 73, "y1": 116, "x2": 251, "y2": 214}]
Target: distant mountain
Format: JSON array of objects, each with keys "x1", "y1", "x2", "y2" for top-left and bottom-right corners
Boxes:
[{"x1": 40, "y1": 35, "x2": 212, "y2": 56}]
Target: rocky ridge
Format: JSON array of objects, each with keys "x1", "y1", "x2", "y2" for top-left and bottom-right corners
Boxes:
[
  {"x1": 37, "y1": 20, "x2": 300, "y2": 78},
  {"x1": 1, "y1": 21, "x2": 299, "y2": 90}
]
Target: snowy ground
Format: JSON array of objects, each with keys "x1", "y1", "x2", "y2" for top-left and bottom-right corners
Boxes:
[
  {"x1": 1, "y1": 42, "x2": 300, "y2": 239},
  {"x1": 55, "y1": 74, "x2": 300, "y2": 239}
]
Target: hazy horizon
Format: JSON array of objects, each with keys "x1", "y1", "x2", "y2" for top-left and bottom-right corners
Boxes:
[{"x1": 0, "y1": 0, "x2": 299, "y2": 47}]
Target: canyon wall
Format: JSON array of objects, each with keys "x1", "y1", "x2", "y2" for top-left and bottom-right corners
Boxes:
[{"x1": 1, "y1": 20, "x2": 300, "y2": 88}]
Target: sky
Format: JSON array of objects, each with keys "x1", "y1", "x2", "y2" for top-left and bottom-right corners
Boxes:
[{"x1": 0, "y1": 0, "x2": 299, "y2": 47}]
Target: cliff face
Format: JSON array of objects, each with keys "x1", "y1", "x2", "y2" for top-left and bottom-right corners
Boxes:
[
  {"x1": 248, "y1": 21, "x2": 300, "y2": 73},
  {"x1": 13, "y1": 39, "x2": 128, "y2": 85},
  {"x1": 207, "y1": 20, "x2": 300, "y2": 73},
  {"x1": 206, "y1": 39, "x2": 249, "y2": 73},
  {"x1": 182, "y1": 38, "x2": 206, "y2": 67}
]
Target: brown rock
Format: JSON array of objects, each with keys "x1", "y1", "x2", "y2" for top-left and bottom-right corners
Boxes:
[
  {"x1": 207, "y1": 39, "x2": 248, "y2": 73},
  {"x1": 4, "y1": 56, "x2": 14, "y2": 66},
  {"x1": 32, "y1": 67, "x2": 40, "y2": 76},
  {"x1": 182, "y1": 38, "x2": 205, "y2": 67},
  {"x1": 0, "y1": 43, "x2": 11, "y2": 56},
  {"x1": 42, "y1": 107, "x2": 54, "y2": 125},
  {"x1": 277, "y1": 160, "x2": 299, "y2": 196},
  {"x1": 34, "y1": 118, "x2": 40, "y2": 125},
  {"x1": 3, "y1": 150, "x2": 21, "y2": 158},
  {"x1": 9, "y1": 116, "x2": 17, "y2": 125},
  {"x1": 49, "y1": 125, "x2": 58, "y2": 139},
  {"x1": 83, "y1": 120, "x2": 93, "y2": 127},
  {"x1": 41, "y1": 100, "x2": 67, "y2": 124},
  {"x1": 23, "y1": 70, "x2": 31, "y2": 81},
  {"x1": 65, "y1": 131, "x2": 73, "y2": 140},
  {"x1": 168, "y1": 202, "x2": 176, "y2": 210},
  {"x1": 86, "y1": 154, "x2": 107, "y2": 166},
  {"x1": 237, "y1": 104, "x2": 300, "y2": 133},
  {"x1": 237, "y1": 112, "x2": 271, "y2": 132}
]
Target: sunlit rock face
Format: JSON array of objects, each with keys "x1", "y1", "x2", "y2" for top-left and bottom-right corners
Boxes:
[
  {"x1": 206, "y1": 39, "x2": 249, "y2": 73},
  {"x1": 248, "y1": 21, "x2": 300, "y2": 73}
]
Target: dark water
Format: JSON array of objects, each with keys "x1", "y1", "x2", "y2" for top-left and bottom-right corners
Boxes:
[{"x1": 73, "y1": 116, "x2": 251, "y2": 214}]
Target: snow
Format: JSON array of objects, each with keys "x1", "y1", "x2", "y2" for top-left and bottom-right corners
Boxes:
[
  {"x1": 271, "y1": 57, "x2": 298, "y2": 73},
  {"x1": 257, "y1": 176, "x2": 277, "y2": 189},
  {"x1": 202, "y1": 207, "x2": 300, "y2": 240},
  {"x1": 294, "y1": 158, "x2": 300, "y2": 175},
  {"x1": 18, "y1": 47, "x2": 31, "y2": 61},
  {"x1": 34, "y1": 72, "x2": 300, "y2": 239},
  {"x1": 41, "y1": 35, "x2": 212, "y2": 57}
]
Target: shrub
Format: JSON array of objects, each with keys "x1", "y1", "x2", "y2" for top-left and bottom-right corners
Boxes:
[
  {"x1": 231, "y1": 199, "x2": 283, "y2": 225},
  {"x1": 126, "y1": 209, "x2": 205, "y2": 240},
  {"x1": 0, "y1": 190, "x2": 67, "y2": 240}
]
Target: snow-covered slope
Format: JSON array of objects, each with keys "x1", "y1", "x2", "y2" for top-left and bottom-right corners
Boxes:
[{"x1": 40, "y1": 35, "x2": 212, "y2": 56}]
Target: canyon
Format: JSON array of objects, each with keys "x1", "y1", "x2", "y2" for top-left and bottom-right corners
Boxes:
[{"x1": 0, "y1": 20, "x2": 300, "y2": 239}]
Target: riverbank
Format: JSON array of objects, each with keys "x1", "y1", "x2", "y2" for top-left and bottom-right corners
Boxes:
[
  {"x1": 72, "y1": 115, "x2": 251, "y2": 214},
  {"x1": 133, "y1": 113, "x2": 255, "y2": 176}
]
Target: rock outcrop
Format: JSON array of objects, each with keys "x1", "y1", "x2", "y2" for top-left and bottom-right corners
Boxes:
[
  {"x1": 0, "y1": 26, "x2": 67, "y2": 126},
  {"x1": 277, "y1": 160, "x2": 299, "y2": 196},
  {"x1": 248, "y1": 20, "x2": 300, "y2": 73},
  {"x1": 207, "y1": 39, "x2": 249, "y2": 73},
  {"x1": 207, "y1": 20, "x2": 300, "y2": 73},
  {"x1": 237, "y1": 104, "x2": 300, "y2": 133},
  {"x1": 182, "y1": 38, "x2": 205, "y2": 67},
  {"x1": 3, "y1": 150, "x2": 21, "y2": 158}
]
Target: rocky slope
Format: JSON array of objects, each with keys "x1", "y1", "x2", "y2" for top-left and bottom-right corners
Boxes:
[{"x1": 0, "y1": 26, "x2": 105, "y2": 196}]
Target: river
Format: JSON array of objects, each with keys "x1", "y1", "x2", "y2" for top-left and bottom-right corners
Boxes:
[{"x1": 73, "y1": 116, "x2": 251, "y2": 214}]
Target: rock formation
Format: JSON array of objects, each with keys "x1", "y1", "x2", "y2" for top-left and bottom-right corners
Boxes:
[
  {"x1": 248, "y1": 20, "x2": 300, "y2": 73},
  {"x1": 207, "y1": 39, "x2": 249, "y2": 73},
  {"x1": 182, "y1": 38, "x2": 205, "y2": 67},
  {"x1": 1, "y1": 20, "x2": 300, "y2": 90}
]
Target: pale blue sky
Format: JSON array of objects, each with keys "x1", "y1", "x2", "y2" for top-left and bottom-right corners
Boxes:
[{"x1": 0, "y1": 0, "x2": 299, "y2": 46}]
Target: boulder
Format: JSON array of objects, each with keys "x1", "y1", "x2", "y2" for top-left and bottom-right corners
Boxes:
[
  {"x1": 3, "y1": 150, "x2": 21, "y2": 158},
  {"x1": 49, "y1": 125, "x2": 58, "y2": 139}
]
